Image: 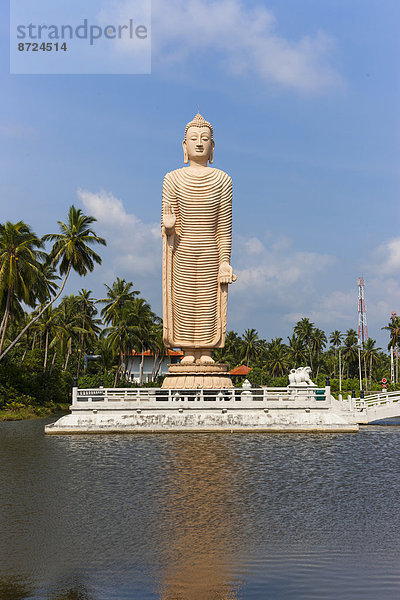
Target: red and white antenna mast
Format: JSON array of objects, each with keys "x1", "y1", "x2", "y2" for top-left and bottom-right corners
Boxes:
[
  {"x1": 357, "y1": 277, "x2": 368, "y2": 347},
  {"x1": 390, "y1": 311, "x2": 397, "y2": 383}
]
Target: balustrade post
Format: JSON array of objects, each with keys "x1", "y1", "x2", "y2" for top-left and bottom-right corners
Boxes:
[
  {"x1": 325, "y1": 376, "x2": 331, "y2": 405},
  {"x1": 72, "y1": 378, "x2": 78, "y2": 406},
  {"x1": 347, "y1": 394, "x2": 352, "y2": 411},
  {"x1": 360, "y1": 389, "x2": 366, "y2": 410}
]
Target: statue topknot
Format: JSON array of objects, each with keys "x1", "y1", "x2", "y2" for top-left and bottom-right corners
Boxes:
[{"x1": 184, "y1": 113, "x2": 214, "y2": 140}]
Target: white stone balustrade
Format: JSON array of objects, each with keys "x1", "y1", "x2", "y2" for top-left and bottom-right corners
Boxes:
[
  {"x1": 46, "y1": 382, "x2": 362, "y2": 433},
  {"x1": 71, "y1": 385, "x2": 332, "y2": 411},
  {"x1": 335, "y1": 390, "x2": 400, "y2": 424},
  {"x1": 353, "y1": 390, "x2": 400, "y2": 408}
]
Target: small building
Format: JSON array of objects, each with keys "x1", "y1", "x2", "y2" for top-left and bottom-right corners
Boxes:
[
  {"x1": 229, "y1": 365, "x2": 252, "y2": 376},
  {"x1": 229, "y1": 364, "x2": 252, "y2": 384},
  {"x1": 124, "y1": 350, "x2": 183, "y2": 383}
]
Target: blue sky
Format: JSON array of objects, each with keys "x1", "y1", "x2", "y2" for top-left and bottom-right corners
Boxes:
[{"x1": 1, "y1": 0, "x2": 400, "y2": 349}]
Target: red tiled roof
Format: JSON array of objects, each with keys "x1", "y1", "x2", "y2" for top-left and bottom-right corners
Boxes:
[{"x1": 229, "y1": 365, "x2": 252, "y2": 375}]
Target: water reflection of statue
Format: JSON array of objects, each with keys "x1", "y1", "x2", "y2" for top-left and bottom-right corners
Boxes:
[
  {"x1": 158, "y1": 436, "x2": 243, "y2": 600},
  {"x1": 162, "y1": 113, "x2": 235, "y2": 366}
]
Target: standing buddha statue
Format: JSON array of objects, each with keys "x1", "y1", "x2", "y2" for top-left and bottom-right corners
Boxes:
[{"x1": 162, "y1": 113, "x2": 236, "y2": 371}]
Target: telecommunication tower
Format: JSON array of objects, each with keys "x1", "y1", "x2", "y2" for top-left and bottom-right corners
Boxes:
[
  {"x1": 390, "y1": 311, "x2": 397, "y2": 383},
  {"x1": 357, "y1": 277, "x2": 368, "y2": 347}
]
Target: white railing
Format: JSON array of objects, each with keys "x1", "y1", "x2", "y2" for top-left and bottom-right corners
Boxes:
[
  {"x1": 353, "y1": 390, "x2": 400, "y2": 410},
  {"x1": 71, "y1": 385, "x2": 331, "y2": 410}
]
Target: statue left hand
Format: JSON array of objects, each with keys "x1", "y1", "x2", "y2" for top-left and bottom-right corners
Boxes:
[{"x1": 219, "y1": 261, "x2": 236, "y2": 284}]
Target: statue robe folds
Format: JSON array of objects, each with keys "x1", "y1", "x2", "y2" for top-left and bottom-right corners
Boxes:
[{"x1": 162, "y1": 168, "x2": 233, "y2": 349}]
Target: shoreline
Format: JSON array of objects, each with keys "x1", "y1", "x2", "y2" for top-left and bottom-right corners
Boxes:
[{"x1": 0, "y1": 404, "x2": 70, "y2": 422}]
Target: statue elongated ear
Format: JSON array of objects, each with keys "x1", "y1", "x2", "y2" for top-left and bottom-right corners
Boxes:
[
  {"x1": 209, "y1": 140, "x2": 215, "y2": 164},
  {"x1": 182, "y1": 140, "x2": 189, "y2": 164}
]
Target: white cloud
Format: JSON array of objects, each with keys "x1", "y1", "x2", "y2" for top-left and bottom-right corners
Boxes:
[
  {"x1": 361, "y1": 277, "x2": 400, "y2": 330},
  {"x1": 291, "y1": 290, "x2": 355, "y2": 326},
  {"x1": 283, "y1": 258, "x2": 400, "y2": 344},
  {"x1": 76, "y1": 190, "x2": 397, "y2": 346},
  {"x1": 102, "y1": 0, "x2": 341, "y2": 93},
  {"x1": 72, "y1": 192, "x2": 341, "y2": 331},
  {"x1": 77, "y1": 188, "x2": 161, "y2": 278},
  {"x1": 152, "y1": 0, "x2": 340, "y2": 92},
  {"x1": 233, "y1": 234, "x2": 335, "y2": 295},
  {"x1": 228, "y1": 233, "x2": 337, "y2": 333},
  {"x1": 229, "y1": 234, "x2": 398, "y2": 344},
  {"x1": 244, "y1": 237, "x2": 264, "y2": 255},
  {"x1": 374, "y1": 237, "x2": 400, "y2": 275}
]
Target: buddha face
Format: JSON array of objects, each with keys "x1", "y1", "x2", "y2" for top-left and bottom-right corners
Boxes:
[{"x1": 183, "y1": 126, "x2": 214, "y2": 164}]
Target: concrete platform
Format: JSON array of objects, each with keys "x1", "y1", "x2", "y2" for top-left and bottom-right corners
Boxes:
[
  {"x1": 45, "y1": 385, "x2": 359, "y2": 434},
  {"x1": 45, "y1": 412, "x2": 358, "y2": 434}
]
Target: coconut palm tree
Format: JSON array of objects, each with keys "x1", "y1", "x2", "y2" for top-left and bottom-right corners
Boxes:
[
  {"x1": 129, "y1": 297, "x2": 159, "y2": 385},
  {"x1": 265, "y1": 338, "x2": 288, "y2": 377},
  {"x1": 99, "y1": 277, "x2": 139, "y2": 326},
  {"x1": 104, "y1": 324, "x2": 130, "y2": 385},
  {"x1": 362, "y1": 338, "x2": 381, "y2": 391},
  {"x1": 215, "y1": 330, "x2": 242, "y2": 367},
  {"x1": 0, "y1": 221, "x2": 44, "y2": 354},
  {"x1": 74, "y1": 289, "x2": 100, "y2": 378},
  {"x1": 382, "y1": 315, "x2": 400, "y2": 383},
  {"x1": 17, "y1": 312, "x2": 36, "y2": 366},
  {"x1": 293, "y1": 318, "x2": 315, "y2": 370},
  {"x1": 287, "y1": 334, "x2": 306, "y2": 368},
  {"x1": 342, "y1": 329, "x2": 358, "y2": 379},
  {"x1": 0, "y1": 206, "x2": 106, "y2": 361},
  {"x1": 98, "y1": 337, "x2": 115, "y2": 374},
  {"x1": 312, "y1": 328, "x2": 327, "y2": 377},
  {"x1": 150, "y1": 323, "x2": 166, "y2": 381},
  {"x1": 329, "y1": 330, "x2": 342, "y2": 377},
  {"x1": 35, "y1": 306, "x2": 64, "y2": 371},
  {"x1": 104, "y1": 307, "x2": 139, "y2": 386},
  {"x1": 241, "y1": 328, "x2": 260, "y2": 366},
  {"x1": 344, "y1": 328, "x2": 357, "y2": 346},
  {"x1": 34, "y1": 262, "x2": 60, "y2": 305},
  {"x1": 53, "y1": 295, "x2": 82, "y2": 371}
]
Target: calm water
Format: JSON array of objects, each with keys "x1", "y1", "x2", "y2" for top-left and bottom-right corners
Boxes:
[{"x1": 0, "y1": 419, "x2": 399, "y2": 600}]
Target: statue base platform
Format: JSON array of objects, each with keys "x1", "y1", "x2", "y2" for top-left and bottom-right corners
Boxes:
[
  {"x1": 161, "y1": 363, "x2": 234, "y2": 389},
  {"x1": 45, "y1": 384, "x2": 360, "y2": 434}
]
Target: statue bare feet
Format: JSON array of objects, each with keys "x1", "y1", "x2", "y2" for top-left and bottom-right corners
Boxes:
[
  {"x1": 198, "y1": 352, "x2": 215, "y2": 365},
  {"x1": 181, "y1": 353, "x2": 196, "y2": 365}
]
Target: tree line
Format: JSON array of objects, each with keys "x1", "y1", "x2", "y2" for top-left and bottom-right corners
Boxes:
[
  {"x1": 216, "y1": 321, "x2": 397, "y2": 392},
  {"x1": 1, "y1": 207, "x2": 398, "y2": 414}
]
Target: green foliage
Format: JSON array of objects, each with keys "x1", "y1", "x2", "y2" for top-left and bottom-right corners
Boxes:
[
  {"x1": 78, "y1": 373, "x2": 133, "y2": 389},
  {"x1": 0, "y1": 347, "x2": 72, "y2": 408},
  {"x1": 0, "y1": 382, "x2": 35, "y2": 411},
  {"x1": 247, "y1": 367, "x2": 288, "y2": 387},
  {"x1": 43, "y1": 205, "x2": 106, "y2": 276},
  {"x1": 0, "y1": 209, "x2": 398, "y2": 410}
]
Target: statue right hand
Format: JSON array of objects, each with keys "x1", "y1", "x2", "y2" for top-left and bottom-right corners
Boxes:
[{"x1": 163, "y1": 202, "x2": 176, "y2": 231}]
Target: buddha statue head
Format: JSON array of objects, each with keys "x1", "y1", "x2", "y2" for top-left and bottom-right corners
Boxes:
[{"x1": 183, "y1": 112, "x2": 215, "y2": 165}]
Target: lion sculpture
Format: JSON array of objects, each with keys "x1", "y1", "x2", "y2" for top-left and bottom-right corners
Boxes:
[{"x1": 288, "y1": 366, "x2": 315, "y2": 386}]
